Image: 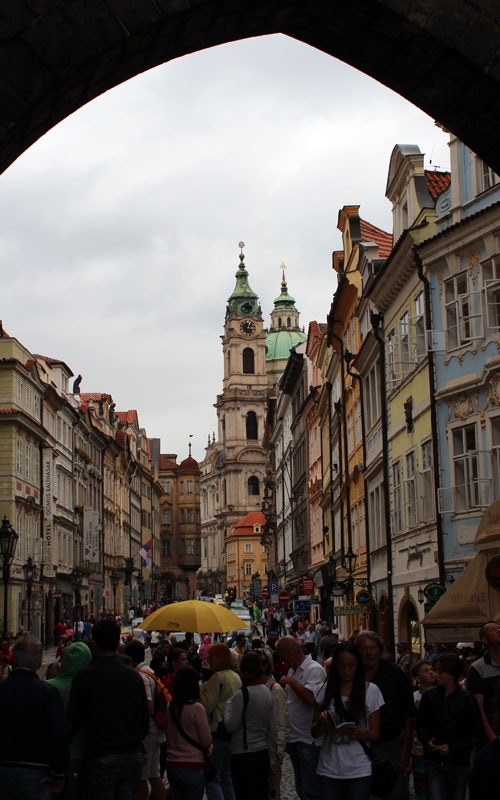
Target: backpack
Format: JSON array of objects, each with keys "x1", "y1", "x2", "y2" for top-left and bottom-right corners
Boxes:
[{"x1": 139, "y1": 668, "x2": 172, "y2": 730}]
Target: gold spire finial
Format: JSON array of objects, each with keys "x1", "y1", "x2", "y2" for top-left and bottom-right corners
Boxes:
[
  {"x1": 238, "y1": 241, "x2": 245, "y2": 263},
  {"x1": 280, "y1": 261, "x2": 287, "y2": 288}
]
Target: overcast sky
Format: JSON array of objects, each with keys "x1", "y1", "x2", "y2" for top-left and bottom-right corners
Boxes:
[{"x1": 0, "y1": 34, "x2": 450, "y2": 463}]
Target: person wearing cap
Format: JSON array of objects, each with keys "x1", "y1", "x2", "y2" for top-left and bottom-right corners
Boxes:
[{"x1": 396, "y1": 641, "x2": 410, "y2": 674}]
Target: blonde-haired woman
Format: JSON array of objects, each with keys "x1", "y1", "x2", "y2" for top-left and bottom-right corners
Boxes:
[{"x1": 200, "y1": 643, "x2": 242, "y2": 800}]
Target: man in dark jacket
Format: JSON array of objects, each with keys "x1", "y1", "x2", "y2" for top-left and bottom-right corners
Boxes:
[
  {"x1": 0, "y1": 636, "x2": 70, "y2": 797},
  {"x1": 356, "y1": 630, "x2": 415, "y2": 800},
  {"x1": 417, "y1": 652, "x2": 481, "y2": 799},
  {"x1": 68, "y1": 618, "x2": 149, "y2": 800}
]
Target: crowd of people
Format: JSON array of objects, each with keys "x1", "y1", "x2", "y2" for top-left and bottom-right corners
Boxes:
[{"x1": 0, "y1": 615, "x2": 500, "y2": 800}]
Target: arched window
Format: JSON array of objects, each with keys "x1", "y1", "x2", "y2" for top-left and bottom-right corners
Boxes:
[
  {"x1": 248, "y1": 476, "x2": 260, "y2": 495},
  {"x1": 243, "y1": 348, "x2": 254, "y2": 374},
  {"x1": 246, "y1": 411, "x2": 258, "y2": 440},
  {"x1": 287, "y1": 317, "x2": 291, "y2": 327},
  {"x1": 278, "y1": 317, "x2": 282, "y2": 328}
]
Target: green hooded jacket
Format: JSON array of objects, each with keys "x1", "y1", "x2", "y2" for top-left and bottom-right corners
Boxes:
[{"x1": 48, "y1": 641, "x2": 92, "y2": 760}]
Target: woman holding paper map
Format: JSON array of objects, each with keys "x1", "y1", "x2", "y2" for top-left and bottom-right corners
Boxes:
[{"x1": 311, "y1": 642, "x2": 384, "y2": 800}]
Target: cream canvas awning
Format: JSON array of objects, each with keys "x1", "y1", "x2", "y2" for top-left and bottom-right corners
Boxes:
[{"x1": 422, "y1": 499, "x2": 500, "y2": 643}]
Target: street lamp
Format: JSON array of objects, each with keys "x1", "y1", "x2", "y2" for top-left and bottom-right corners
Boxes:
[
  {"x1": 251, "y1": 571, "x2": 261, "y2": 598},
  {"x1": 342, "y1": 546, "x2": 357, "y2": 576},
  {"x1": 0, "y1": 517, "x2": 19, "y2": 638},
  {"x1": 71, "y1": 567, "x2": 83, "y2": 627},
  {"x1": 22, "y1": 556, "x2": 35, "y2": 632},
  {"x1": 110, "y1": 571, "x2": 119, "y2": 617}
]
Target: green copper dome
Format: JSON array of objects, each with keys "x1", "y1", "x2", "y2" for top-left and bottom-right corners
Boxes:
[
  {"x1": 266, "y1": 329, "x2": 307, "y2": 361},
  {"x1": 225, "y1": 242, "x2": 260, "y2": 321},
  {"x1": 266, "y1": 267, "x2": 306, "y2": 362}
]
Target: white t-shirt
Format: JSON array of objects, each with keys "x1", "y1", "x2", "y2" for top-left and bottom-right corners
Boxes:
[
  {"x1": 285, "y1": 655, "x2": 326, "y2": 745},
  {"x1": 316, "y1": 682, "x2": 384, "y2": 779}
]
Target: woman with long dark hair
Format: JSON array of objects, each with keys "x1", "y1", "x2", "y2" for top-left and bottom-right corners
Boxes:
[
  {"x1": 312, "y1": 642, "x2": 383, "y2": 800},
  {"x1": 166, "y1": 667, "x2": 213, "y2": 800}
]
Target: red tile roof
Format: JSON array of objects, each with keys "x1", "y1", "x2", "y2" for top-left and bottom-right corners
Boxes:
[
  {"x1": 425, "y1": 169, "x2": 451, "y2": 200},
  {"x1": 116, "y1": 410, "x2": 138, "y2": 426},
  {"x1": 177, "y1": 455, "x2": 200, "y2": 473},
  {"x1": 80, "y1": 393, "x2": 113, "y2": 402},
  {"x1": 227, "y1": 511, "x2": 267, "y2": 538},
  {"x1": 360, "y1": 219, "x2": 393, "y2": 259},
  {"x1": 309, "y1": 321, "x2": 328, "y2": 338},
  {"x1": 159, "y1": 454, "x2": 178, "y2": 471}
]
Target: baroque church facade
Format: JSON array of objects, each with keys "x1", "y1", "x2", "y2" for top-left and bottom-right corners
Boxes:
[{"x1": 198, "y1": 244, "x2": 306, "y2": 595}]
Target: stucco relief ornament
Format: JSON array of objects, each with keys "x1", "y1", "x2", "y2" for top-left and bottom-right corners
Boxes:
[
  {"x1": 473, "y1": 391, "x2": 489, "y2": 428},
  {"x1": 468, "y1": 252, "x2": 480, "y2": 284},
  {"x1": 489, "y1": 375, "x2": 500, "y2": 406},
  {"x1": 438, "y1": 269, "x2": 444, "y2": 295},
  {"x1": 454, "y1": 394, "x2": 474, "y2": 420}
]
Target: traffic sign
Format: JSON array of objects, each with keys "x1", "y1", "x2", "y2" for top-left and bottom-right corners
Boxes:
[
  {"x1": 269, "y1": 581, "x2": 279, "y2": 594},
  {"x1": 278, "y1": 590, "x2": 291, "y2": 605},
  {"x1": 261, "y1": 587, "x2": 269, "y2": 598}
]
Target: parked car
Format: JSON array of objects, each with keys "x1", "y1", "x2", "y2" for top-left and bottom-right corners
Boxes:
[{"x1": 229, "y1": 602, "x2": 252, "y2": 623}]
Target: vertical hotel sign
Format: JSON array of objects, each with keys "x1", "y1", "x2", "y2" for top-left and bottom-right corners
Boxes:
[
  {"x1": 83, "y1": 507, "x2": 100, "y2": 564},
  {"x1": 43, "y1": 449, "x2": 54, "y2": 577}
]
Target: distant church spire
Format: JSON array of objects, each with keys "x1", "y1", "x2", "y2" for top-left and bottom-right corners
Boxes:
[{"x1": 225, "y1": 241, "x2": 261, "y2": 322}]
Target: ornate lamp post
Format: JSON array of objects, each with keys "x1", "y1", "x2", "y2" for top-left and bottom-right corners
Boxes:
[
  {"x1": 110, "y1": 571, "x2": 119, "y2": 617},
  {"x1": 251, "y1": 571, "x2": 261, "y2": 598},
  {"x1": 342, "y1": 546, "x2": 357, "y2": 578},
  {"x1": 22, "y1": 556, "x2": 35, "y2": 631},
  {"x1": 0, "y1": 517, "x2": 19, "y2": 638}
]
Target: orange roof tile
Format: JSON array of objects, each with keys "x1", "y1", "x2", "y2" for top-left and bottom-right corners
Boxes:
[
  {"x1": 359, "y1": 219, "x2": 392, "y2": 259},
  {"x1": 177, "y1": 455, "x2": 200, "y2": 474},
  {"x1": 80, "y1": 393, "x2": 113, "y2": 402},
  {"x1": 116, "y1": 410, "x2": 138, "y2": 425},
  {"x1": 159, "y1": 454, "x2": 178, "y2": 471},
  {"x1": 425, "y1": 169, "x2": 451, "y2": 200},
  {"x1": 227, "y1": 511, "x2": 267, "y2": 538}
]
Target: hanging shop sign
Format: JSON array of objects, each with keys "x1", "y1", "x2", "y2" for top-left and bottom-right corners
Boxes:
[{"x1": 333, "y1": 604, "x2": 364, "y2": 616}]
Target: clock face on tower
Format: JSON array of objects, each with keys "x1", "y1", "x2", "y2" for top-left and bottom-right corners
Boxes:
[{"x1": 240, "y1": 319, "x2": 256, "y2": 336}]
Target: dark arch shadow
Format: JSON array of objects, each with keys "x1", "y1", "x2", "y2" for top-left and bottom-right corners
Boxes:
[{"x1": 2, "y1": 0, "x2": 500, "y2": 176}]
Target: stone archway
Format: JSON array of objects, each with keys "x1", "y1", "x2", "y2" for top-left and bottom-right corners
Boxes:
[
  {"x1": 399, "y1": 596, "x2": 422, "y2": 665},
  {"x1": 1, "y1": 1, "x2": 500, "y2": 176}
]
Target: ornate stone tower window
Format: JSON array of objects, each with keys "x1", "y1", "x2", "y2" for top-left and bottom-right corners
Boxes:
[
  {"x1": 246, "y1": 411, "x2": 258, "y2": 440},
  {"x1": 243, "y1": 348, "x2": 255, "y2": 374}
]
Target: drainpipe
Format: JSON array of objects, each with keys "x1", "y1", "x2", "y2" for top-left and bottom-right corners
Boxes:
[
  {"x1": 326, "y1": 381, "x2": 336, "y2": 555},
  {"x1": 330, "y1": 328, "x2": 352, "y2": 558},
  {"x1": 344, "y1": 351, "x2": 371, "y2": 587},
  {"x1": 370, "y1": 311, "x2": 395, "y2": 655},
  {"x1": 333, "y1": 399, "x2": 345, "y2": 559},
  {"x1": 414, "y1": 248, "x2": 446, "y2": 586}
]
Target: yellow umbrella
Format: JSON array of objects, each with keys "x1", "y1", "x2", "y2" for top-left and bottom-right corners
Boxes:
[{"x1": 138, "y1": 599, "x2": 249, "y2": 634}]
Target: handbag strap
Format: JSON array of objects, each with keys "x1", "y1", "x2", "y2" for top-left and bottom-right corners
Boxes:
[
  {"x1": 358, "y1": 739, "x2": 375, "y2": 760},
  {"x1": 171, "y1": 705, "x2": 209, "y2": 757}
]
